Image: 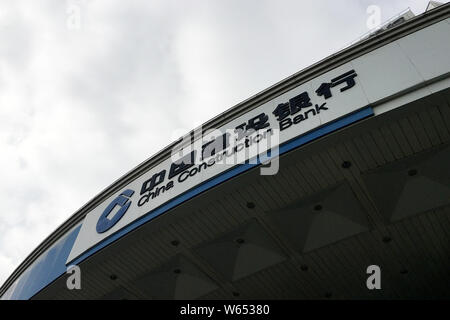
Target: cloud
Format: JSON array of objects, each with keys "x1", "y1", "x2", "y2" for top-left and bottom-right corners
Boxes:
[{"x1": 0, "y1": 0, "x2": 440, "y2": 288}]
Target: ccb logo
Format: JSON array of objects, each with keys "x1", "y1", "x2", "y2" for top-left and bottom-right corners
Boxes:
[{"x1": 96, "y1": 189, "x2": 134, "y2": 233}]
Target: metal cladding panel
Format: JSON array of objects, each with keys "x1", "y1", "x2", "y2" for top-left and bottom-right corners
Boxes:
[
  {"x1": 397, "y1": 20, "x2": 450, "y2": 81},
  {"x1": 352, "y1": 42, "x2": 424, "y2": 103}
]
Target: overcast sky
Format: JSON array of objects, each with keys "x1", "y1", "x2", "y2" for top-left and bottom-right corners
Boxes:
[{"x1": 0, "y1": 0, "x2": 443, "y2": 286}]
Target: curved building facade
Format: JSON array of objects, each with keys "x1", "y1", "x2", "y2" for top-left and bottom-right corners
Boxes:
[{"x1": 1, "y1": 2, "x2": 450, "y2": 300}]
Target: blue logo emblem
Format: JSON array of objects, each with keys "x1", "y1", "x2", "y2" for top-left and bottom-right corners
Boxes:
[{"x1": 96, "y1": 189, "x2": 134, "y2": 233}]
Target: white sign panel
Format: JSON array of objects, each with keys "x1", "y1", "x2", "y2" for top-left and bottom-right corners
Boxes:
[
  {"x1": 70, "y1": 12, "x2": 450, "y2": 263},
  {"x1": 67, "y1": 62, "x2": 372, "y2": 263}
]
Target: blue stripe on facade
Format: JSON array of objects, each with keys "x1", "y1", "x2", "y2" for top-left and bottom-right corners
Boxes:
[
  {"x1": 2, "y1": 224, "x2": 81, "y2": 300},
  {"x1": 3, "y1": 106, "x2": 373, "y2": 299}
]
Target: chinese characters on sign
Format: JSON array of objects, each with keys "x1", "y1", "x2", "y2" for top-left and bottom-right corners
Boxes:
[
  {"x1": 273, "y1": 70, "x2": 358, "y2": 131},
  {"x1": 315, "y1": 69, "x2": 358, "y2": 99},
  {"x1": 138, "y1": 70, "x2": 359, "y2": 206}
]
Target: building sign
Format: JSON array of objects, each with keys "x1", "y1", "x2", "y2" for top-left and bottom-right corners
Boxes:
[{"x1": 67, "y1": 64, "x2": 372, "y2": 264}]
